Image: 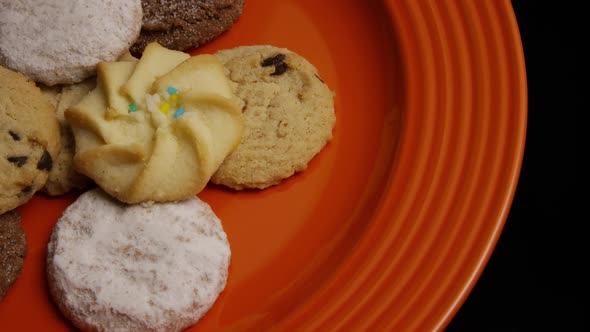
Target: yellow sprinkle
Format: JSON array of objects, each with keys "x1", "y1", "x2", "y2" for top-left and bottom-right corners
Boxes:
[
  {"x1": 169, "y1": 94, "x2": 178, "y2": 103},
  {"x1": 159, "y1": 102, "x2": 170, "y2": 114}
]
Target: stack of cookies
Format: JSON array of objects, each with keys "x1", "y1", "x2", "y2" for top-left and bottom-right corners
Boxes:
[{"x1": 1, "y1": 1, "x2": 336, "y2": 331}]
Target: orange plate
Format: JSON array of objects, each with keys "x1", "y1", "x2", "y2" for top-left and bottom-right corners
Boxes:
[{"x1": 0, "y1": 0, "x2": 526, "y2": 331}]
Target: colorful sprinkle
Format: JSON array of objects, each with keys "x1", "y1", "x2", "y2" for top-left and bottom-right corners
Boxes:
[
  {"x1": 159, "y1": 102, "x2": 170, "y2": 114},
  {"x1": 169, "y1": 94, "x2": 179, "y2": 103},
  {"x1": 167, "y1": 86, "x2": 178, "y2": 95},
  {"x1": 174, "y1": 108, "x2": 185, "y2": 119},
  {"x1": 128, "y1": 102, "x2": 138, "y2": 113}
]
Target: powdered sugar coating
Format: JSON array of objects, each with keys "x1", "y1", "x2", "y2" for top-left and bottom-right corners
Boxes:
[
  {"x1": 0, "y1": 0, "x2": 142, "y2": 85},
  {"x1": 47, "y1": 189, "x2": 230, "y2": 332}
]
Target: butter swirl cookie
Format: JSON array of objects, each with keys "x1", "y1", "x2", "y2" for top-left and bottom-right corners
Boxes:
[{"x1": 66, "y1": 43, "x2": 243, "y2": 203}]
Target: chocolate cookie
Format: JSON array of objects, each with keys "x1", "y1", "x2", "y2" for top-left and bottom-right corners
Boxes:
[
  {"x1": 130, "y1": 0, "x2": 245, "y2": 56},
  {"x1": 0, "y1": 66, "x2": 60, "y2": 214},
  {"x1": 0, "y1": 210, "x2": 27, "y2": 301}
]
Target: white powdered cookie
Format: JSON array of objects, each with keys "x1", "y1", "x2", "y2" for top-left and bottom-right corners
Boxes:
[
  {"x1": 47, "y1": 189, "x2": 230, "y2": 332},
  {"x1": 0, "y1": 0, "x2": 142, "y2": 86}
]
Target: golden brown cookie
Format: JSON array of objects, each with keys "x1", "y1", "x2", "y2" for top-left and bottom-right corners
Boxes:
[
  {"x1": 0, "y1": 210, "x2": 27, "y2": 301},
  {"x1": 40, "y1": 80, "x2": 96, "y2": 196},
  {"x1": 210, "y1": 45, "x2": 336, "y2": 190},
  {"x1": 0, "y1": 66, "x2": 60, "y2": 214}
]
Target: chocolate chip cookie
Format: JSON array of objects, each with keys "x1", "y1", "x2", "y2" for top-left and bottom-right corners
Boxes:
[
  {"x1": 0, "y1": 210, "x2": 27, "y2": 301},
  {"x1": 130, "y1": 0, "x2": 245, "y2": 56},
  {"x1": 210, "y1": 45, "x2": 336, "y2": 190},
  {"x1": 1, "y1": 66, "x2": 60, "y2": 214}
]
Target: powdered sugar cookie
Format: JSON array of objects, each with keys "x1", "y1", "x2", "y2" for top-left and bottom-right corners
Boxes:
[
  {"x1": 47, "y1": 189, "x2": 230, "y2": 332},
  {"x1": 0, "y1": 0, "x2": 142, "y2": 85}
]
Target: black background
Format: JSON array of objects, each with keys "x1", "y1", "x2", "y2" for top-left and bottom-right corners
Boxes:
[{"x1": 446, "y1": 1, "x2": 583, "y2": 331}]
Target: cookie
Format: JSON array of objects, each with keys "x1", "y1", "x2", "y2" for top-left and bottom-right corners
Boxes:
[
  {"x1": 130, "y1": 0, "x2": 245, "y2": 56},
  {"x1": 0, "y1": 210, "x2": 27, "y2": 301},
  {"x1": 0, "y1": 0, "x2": 143, "y2": 86},
  {"x1": 66, "y1": 43, "x2": 243, "y2": 203},
  {"x1": 40, "y1": 80, "x2": 96, "y2": 196},
  {"x1": 210, "y1": 45, "x2": 336, "y2": 190},
  {"x1": 0, "y1": 66, "x2": 60, "y2": 214},
  {"x1": 47, "y1": 188, "x2": 231, "y2": 332}
]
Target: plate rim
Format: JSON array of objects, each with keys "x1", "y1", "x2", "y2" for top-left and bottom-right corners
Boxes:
[{"x1": 273, "y1": 0, "x2": 527, "y2": 330}]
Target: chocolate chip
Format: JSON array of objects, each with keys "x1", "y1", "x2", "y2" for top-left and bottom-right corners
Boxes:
[
  {"x1": 314, "y1": 73, "x2": 325, "y2": 83},
  {"x1": 36, "y1": 150, "x2": 53, "y2": 171},
  {"x1": 271, "y1": 62, "x2": 288, "y2": 76},
  {"x1": 8, "y1": 130, "x2": 21, "y2": 141},
  {"x1": 262, "y1": 53, "x2": 289, "y2": 75},
  {"x1": 19, "y1": 185, "x2": 33, "y2": 197},
  {"x1": 261, "y1": 54, "x2": 286, "y2": 67},
  {"x1": 7, "y1": 156, "x2": 28, "y2": 167}
]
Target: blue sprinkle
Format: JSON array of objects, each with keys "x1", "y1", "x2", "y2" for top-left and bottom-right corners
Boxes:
[
  {"x1": 128, "y1": 102, "x2": 138, "y2": 113},
  {"x1": 167, "y1": 86, "x2": 178, "y2": 95},
  {"x1": 174, "y1": 108, "x2": 185, "y2": 119}
]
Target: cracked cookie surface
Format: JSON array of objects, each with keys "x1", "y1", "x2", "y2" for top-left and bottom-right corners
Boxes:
[
  {"x1": 47, "y1": 188, "x2": 230, "y2": 331},
  {"x1": 130, "y1": 0, "x2": 245, "y2": 56},
  {"x1": 211, "y1": 45, "x2": 336, "y2": 190},
  {"x1": 40, "y1": 80, "x2": 95, "y2": 196},
  {"x1": 0, "y1": 210, "x2": 27, "y2": 301},
  {"x1": 0, "y1": 66, "x2": 60, "y2": 214}
]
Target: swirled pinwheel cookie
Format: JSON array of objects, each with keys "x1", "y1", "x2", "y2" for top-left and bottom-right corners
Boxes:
[{"x1": 66, "y1": 43, "x2": 244, "y2": 203}]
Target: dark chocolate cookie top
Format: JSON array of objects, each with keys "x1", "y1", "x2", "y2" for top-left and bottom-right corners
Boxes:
[
  {"x1": 130, "y1": 0, "x2": 245, "y2": 56},
  {"x1": 0, "y1": 210, "x2": 27, "y2": 301}
]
